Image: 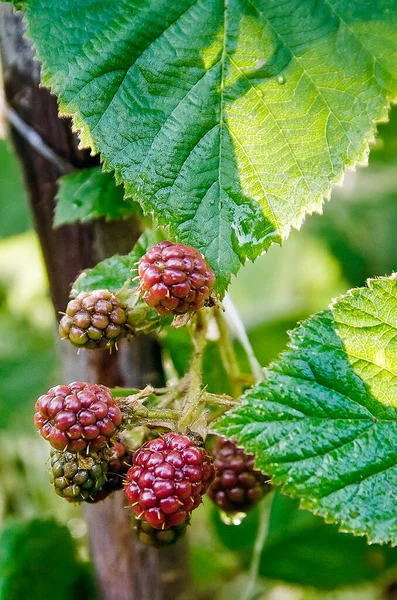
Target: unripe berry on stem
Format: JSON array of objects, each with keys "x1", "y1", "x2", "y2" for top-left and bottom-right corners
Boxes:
[
  {"x1": 125, "y1": 432, "x2": 215, "y2": 530},
  {"x1": 138, "y1": 241, "x2": 216, "y2": 316},
  {"x1": 49, "y1": 449, "x2": 108, "y2": 502},
  {"x1": 34, "y1": 381, "x2": 122, "y2": 452},
  {"x1": 59, "y1": 290, "x2": 130, "y2": 349},
  {"x1": 132, "y1": 515, "x2": 190, "y2": 548},
  {"x1": 208, "y1": 437, "x2": 270, "y2": 514}
]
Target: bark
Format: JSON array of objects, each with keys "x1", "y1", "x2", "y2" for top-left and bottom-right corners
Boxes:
[{"x1": 0, "y1": 6, "x2": 190, "y2": 600}]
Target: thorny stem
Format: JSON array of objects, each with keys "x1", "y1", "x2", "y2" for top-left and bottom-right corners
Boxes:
[
  {"x1": 178, "y1": 310, "x2": 209, "y2": 432},
  {"x1": 120, "y1": 391, "x2": 181, "y2": 425},
  {"x1": 203, "y1": 392, "x2": 237, "y2": 408},
  {"x1": 214, "y1": 306, "x2": 243, "y2": 398}
]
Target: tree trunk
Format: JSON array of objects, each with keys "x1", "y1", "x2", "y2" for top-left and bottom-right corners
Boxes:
[{"x1": 0, "y1": 6, "x2": 190, "y2": 600}]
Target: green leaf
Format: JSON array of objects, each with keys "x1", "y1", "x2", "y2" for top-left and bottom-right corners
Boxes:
[
  {"x1": 261, "y1": 493, "x2": 397, "y2": 589},
  {"x1": 23, "y1": 0, "x2": 397, "y2": 292},
  {"x1": 215, "y1": 275, "x2": 397, "y2": 544},
  {"x1": 54, "y1": 166, "x2": 139, "y2": 226},
  {"x1": 73, "y1": 229, "x2": 167, "y2": 294},
  {"x1": 0, "y1": 519, "x2": 88, "y2": 600},
  {"x1": 213, "y1": 492, "x2": 397, "y2": 589}
]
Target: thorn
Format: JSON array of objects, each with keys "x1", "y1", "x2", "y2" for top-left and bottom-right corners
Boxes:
[
  {"x1": 161, "y1": 522, "x2": 166, "y2": 530},
  {"x1": 138, "y1": 511, "x2": 144, "y2": 519},
  {"x1": 131, "y1": 502, "x2": 139, "y2": 507}
]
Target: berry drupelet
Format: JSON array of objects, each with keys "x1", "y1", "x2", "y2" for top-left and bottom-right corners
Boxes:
[
  {"x1": 59, "y1": 290, "x2": 130, "y2": 349},
  {"x1": 90, "y1": 440, "x2": 133, "y2": 502},
  {"x1": 138, "y1": 241, "x2": 216, "y2": 316},
  {"x1": 50, "y1": 450, "x2": 108, "y2": 502},
  {"x1": 125, "y1": 432, "x2": 215, "y2": 530},
  {"x1": 34, "y1": 381, "x2": 122, "y2": 453},
  {"x1": 132, "y1": 515, "x2": 190, "y2": 548},
  {"x1": 208, "y1": 437, "x2": 270, "y2": 514}
]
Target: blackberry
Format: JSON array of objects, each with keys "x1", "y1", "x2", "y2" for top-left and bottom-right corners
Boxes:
[
  {"x1": 125, "y1": 432, "x2": 215, "y2": 530},
  {"x1": 59, "y1": 290, "x2": 129, "y2": 349},
  {"x1": 138, "y1": 241, "x2": 215, "y2": 316},
  {"x1": 34, "y1": 381, "x2": 122, "y2": 453},
  {"x1": 49, "y1": 450, "x2": 108, "y2": 502},
  {"x1": 208, "y1": 437, "x2": 270, "y2": 514}
]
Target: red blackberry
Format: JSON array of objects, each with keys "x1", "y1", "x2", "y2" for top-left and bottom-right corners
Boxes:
[
  {"x1": 49, "y1": 450, "x2": 108, "y2": 502},
  {"x1": 59, "y1": 290, "x2": 129, "y2": 349},
  {"x1": 208, "y1": 437, "x2": 270, "y2": 514},
  {"x1": 34, "y1": 381, "x2": 122, "y2": 453},
  {"x1": 132, "y1": 515, "x2": 189, "y2": 548},
  {"x1": 124, "y1": 432, "x2": 215, "y2": 530},
  {"x1": 138, "y1": 241, "x2": 216, "y2": 316}
]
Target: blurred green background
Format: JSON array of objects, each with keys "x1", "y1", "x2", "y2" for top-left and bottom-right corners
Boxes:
[{"x1": 0, "y1": 105, "x2": 396, "y2": 600}]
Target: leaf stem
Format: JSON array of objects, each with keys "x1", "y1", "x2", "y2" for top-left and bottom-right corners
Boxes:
[
  {"x1": 223, "y1": 293, "x2": 263, "y2": 381},
  {"x1": 214, "y1": 306, "x2": 243, "y2": 398},
  {"x1": 243, "y1": 492, "x2": 274, "y2": 600}
]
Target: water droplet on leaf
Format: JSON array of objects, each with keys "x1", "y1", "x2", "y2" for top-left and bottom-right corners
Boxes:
[{"x1": 277, "y1": 74, "x2": 286, "y2": 85}]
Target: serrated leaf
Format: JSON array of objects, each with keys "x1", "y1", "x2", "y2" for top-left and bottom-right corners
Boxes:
[
  {"x1": 23, "y1": 0, "x2": 397, "y2": 292},
  {"x1": 54, "y1": 166, "x2": 139, "y2": 227},
  {"x1": 215, "y1": 275, "x2": 397, "y2": 544}
]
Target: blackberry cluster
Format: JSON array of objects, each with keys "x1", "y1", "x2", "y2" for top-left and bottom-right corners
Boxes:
[
  {"x1": 50, "y1": 450, "x2": 107, "y2": 502},
  {"x1": 125, "y1": 432, "x2": 215, "y2": 530},
  {"x1": 208, "y1": 437, "x2": 269, "y2": 514},
  {"x1": 138, "y1": 241, "x2": 215, "y2": 316},
  {"x1": 34, "y1": 381, "x2": 122, "y2": 452},
  {"x1": 59, "y1": 290, "x2": 129, "y2": 349}
]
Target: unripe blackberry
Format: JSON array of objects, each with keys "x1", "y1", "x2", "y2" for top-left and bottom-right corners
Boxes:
[
  {"x1": 125, "y1": 432, "x2": 215, "y2": 530},
  {"x1": 208, "y1": 437, "x2": 270, "y2": 514},
  {"x1": 59, "y1": 290, "x2": 129, "y2": 349},
  {"x1": 34, "y1": 381, "x2": 122, "y2": 453},
  {"x1": 102, "y1": 440, "x2": 133, "y2": 492},
  {"x1": 87, "y1": 439, "x2": 139, "y2": 502},
  {"x1": 138, "y1": 241, "x2": 216, "y2": 316},
  {"x1": 132, "y1": 515, "x2": 189, "y2": 548},
  {"x1": 49, "y1": 450, "x2": 108, "y2": 502}
]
